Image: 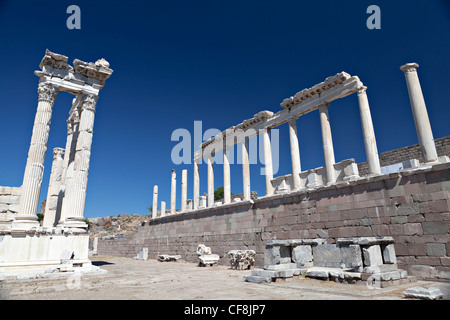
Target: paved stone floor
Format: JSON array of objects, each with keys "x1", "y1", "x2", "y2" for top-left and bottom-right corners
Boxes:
[{"x1": 1, "y1": 255, "x2": 449, "y2": 300}]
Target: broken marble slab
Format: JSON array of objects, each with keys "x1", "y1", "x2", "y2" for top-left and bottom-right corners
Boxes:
[
  {"x1": 157, "y1": 254, "x2": 181, "y2": 262},
  {"x1": 403, "y1": 286, "x2": 443, "y2": 300}
]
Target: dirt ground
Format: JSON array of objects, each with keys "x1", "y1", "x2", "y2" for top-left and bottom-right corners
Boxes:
[{"x1": 1, "y1": 255, "x2": 449, "y2": 301}]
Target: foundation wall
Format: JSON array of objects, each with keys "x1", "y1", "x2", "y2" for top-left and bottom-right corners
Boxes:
[{"x1": 98, "y1": 162, "x2": 450, "y2": 281}]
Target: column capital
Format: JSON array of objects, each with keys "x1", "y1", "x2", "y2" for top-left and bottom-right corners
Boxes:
[
  {"x1": 357, "y1": 86, "x2": 368, "y2": 95},
  {"x1": 288, "y1": 115, "x2": 299, "y2": 124},
  {"x1": 53, "y1": 147, "x2": 65, "y2": 159},
  {"x1": 400, "y1": 62, "x2": 419, "y2": 73},
  {"x1": 81, "y1": 94, "x2": 98, "y2": 112},
  {"x1": 37, "y1": 82, "x2": 58, "y2": 103},
  {"x1": 318, "y1": 102, "x2": 330, "y2": 111}
]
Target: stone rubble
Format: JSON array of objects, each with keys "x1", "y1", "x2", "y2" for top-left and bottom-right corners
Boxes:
[
  {"x1": 197, "y1": 244, "x2": 220, "y2": 267},
  {"x1": 228, "y1": 250, "x2": 256, "y2": 270}
]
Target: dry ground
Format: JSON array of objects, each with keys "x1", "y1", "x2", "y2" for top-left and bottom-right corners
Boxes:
[{"x1": 1, "y1": 255, "x2": 449, "y2": 301}]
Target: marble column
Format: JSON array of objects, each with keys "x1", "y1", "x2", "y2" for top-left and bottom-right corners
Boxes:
[
  {"x1": 319, "y1": 103, "x2": 336, "y2": 185},
  {"x1": 207, "y1": 156, "x2": 214, "y2": 207},
  {"x1": 400, "y1": 63, "x2": 438, "y2": 163},
  {"x1": 161, "y1": 201, "x2": 166, "y2": 217},
  {"x1": 193, "y1": 159, "x2": 200, "y2": 210},
  {"x1": 170, "y1": 170, "x2": 176, "y2": 214},
  {"x1": 61, "y1": 94, "x2": 98, "y2": 230},
  {"x1": 288, "y1": 117, "x2": 302, "y2": 189},
  {"x1": 42, "y1": 148, "x2": 65, "y2": 227},
  {"x1": 57, "y1": 114, "x2": 80, "y2": 226},
  {"x1": 152, "y1": 185, "x2": 158, "y2": 219},
  {"x1": 223, "y1": 147, "x2": 231, "y2": 204},
  {"x1": 357, "y1": 86, "x2": 381, "y2": 175},
  {"x1": 261, "y1": 128, "x2": 274, "y2": 196},
  {"x1": 181, "y1": 169, "x2": 187, "y2": 212},
  {"x1": 242, "y1": 137, "x2": 251, "y2": 200},
  {"x1": 15, "y1": 82, "x2": 58, "y2": 231}
]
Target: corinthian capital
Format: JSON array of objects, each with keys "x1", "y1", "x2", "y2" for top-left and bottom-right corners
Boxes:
[
  {"x1": 81, "y1": 94, "x2": 98, "y2": 112},
  {"x1": 37, "y1": 82, "x2": 58, "y2": 103}
]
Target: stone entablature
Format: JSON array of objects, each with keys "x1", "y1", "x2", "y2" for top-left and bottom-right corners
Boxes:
[
  {"x1": 0, "y1": 50, "x2": 112, "y2": 279},
  {"x1": 151, "y1": 62, "x2": 449, "y2": 222}
]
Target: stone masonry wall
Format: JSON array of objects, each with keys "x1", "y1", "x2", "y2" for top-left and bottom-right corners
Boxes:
[
  {"x1": 98, "y1": 162, "x2": 450, "y2": 280},
  {"x1": 358, "y1": 135, "x2": 450, "y2": 175}
]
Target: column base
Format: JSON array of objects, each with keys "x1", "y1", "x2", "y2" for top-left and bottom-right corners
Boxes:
[
  {"x1": 58, "y1": 217, "x2": 88, "y2": 232},
  {"x1": 11, "y1": 215, "x2": 40, "y2": 234}
]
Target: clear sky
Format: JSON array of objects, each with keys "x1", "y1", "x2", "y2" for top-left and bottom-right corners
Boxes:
[{"x1": 0, "y1": 0, "x2": 449, "y2": 219}]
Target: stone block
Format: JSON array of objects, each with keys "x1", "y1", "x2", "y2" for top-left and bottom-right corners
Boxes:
[
  {"x1": 264, "y1": 244, "x2": 291, "y2": 266},
  {"x1": 382, "y1": 244, "x2": 397, "y2": 264},
  {"x1": 291, "y1": 245, "x2": 313, "y2": 267},
  {"x1": 305, "y1": 267, "x2": 329, "y2": 279},
  {"x1": 425, "y1": 243, "x2": 447, "y2": 257},
  {"x1": 422, "y1": 221, "x2": 449, "y2": 235},
  {"x1": 243, "y1": 275, "x2": 273, "y2": 283},
  {"x1": 265, "y1": 263, "x2": 297, "y2": 271},
  {"x1": 251, "y1": 269, "x2": 278, "y2": 278},
  {"x1": 396, "y1": 203, "x2": 420, "y2": 216},
  {"x1": 340, "y1": 244, "x2": 363, "y2": 269},
  {"x1": 313, "y1": 244, "x2": 342, "y2": 268},
  {"x1": 362, "y1": 245, "x2": 383, "y2": 266},
  {"x1": 403, "y1": 287, "x2": 443, "y2": 300}
]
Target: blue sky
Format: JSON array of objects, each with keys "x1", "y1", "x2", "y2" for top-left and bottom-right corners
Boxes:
[{"x1": 0, "y1": 0, "x2": 449, "y2": 218}]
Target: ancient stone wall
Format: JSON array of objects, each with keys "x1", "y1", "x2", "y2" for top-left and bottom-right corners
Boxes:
[
  {"x1": 98, "y1": 162, "x2": 450, "y2": 281},
  {"x1": 358, "y1": 135, "x2": 450, "y2": 175}
]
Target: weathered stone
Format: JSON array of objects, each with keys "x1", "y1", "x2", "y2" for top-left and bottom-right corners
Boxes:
[
  {"x1": 382, "y1": 244, "x2": 397, "y2": 264},
  {"x1": 134, "y1": 248, "x2": 148, "y2": 260},
  {"x1": 425, "y1": 243, "x2": 447, "y2": 257},
  {"x1": 313, "y1": 244, "x2": 342, "y2": 268},
  {"x1": 228, "y1": 250, "x2": 256, "y2": 270},
  {"x1": 291, "y1": 245, "x2": 313, "y2": 267},
  {"x1": 305, "y1": 267, "x2": 329, "y2": 279},
  {"x1": 243, "y1": 275, "x2": 272, "y2": 283},
  {"x1": 158, "y1": 254, "x2": 181, "y2": 262},
  {"x1": 340, "y1": 244, "x2": 363, "y2": 269},
  {"x1": 362, "y1": 245, "x2": 383, "y2": 266},
  {"x1": 422, "y1": 222, "x2": 449, "y2": 235},
  {"x1": 265, "y1": 263, "x2": 298, "y2": 271},
  {"x1": 403, "y1": 287, "x2": 443, "y2": 300},
  {"x1": 264, "y1": 244, "x2": 291, "y2": 266}
]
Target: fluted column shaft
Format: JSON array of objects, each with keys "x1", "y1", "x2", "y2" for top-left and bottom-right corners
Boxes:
[
  {"x1": 152, "y1": 185, "x2": 158, "y2": 219},
  {"x1": 400, "y1": 63, "x2": 438, "y2": 162},
  {"x1": 319, "y1": 103, "x2": 336, "y2": 185},
  {"x1": 223, "y1": 147, "x2": 231, "y2": 204},
  {"x1": 242, "y1": 137, "x2": 251, "y2": 200},
  {"x1": 193, "y1": 159, "x2": 200, "y2": 209},
  {"x1": 61, "y1": 94, "x2": 97, "y2": 229},
  {"x1": 170, "y1": 170, "x2": 176, "y2": 214},
  {"x1": 262, "y1": 128, "x2": 274, "y2": 195},
  {"x1": 181, "y1": 169, "x2": 187, "y2": 212},
  {"x1": 16, "y1": 82, "x2": 58, "y2": 230},
  {"x1": 357, "y1": 86, "x2": 381, "y2": 174},
  {"x1": 42, "y1": 148, "x2": 65, "y2": 227},
  {"x1": 207, "y1": 156, "x2": 214, "y2": 207},
  {"x1": 288, "y1": 117, "x2": 302, "y2": 189}
]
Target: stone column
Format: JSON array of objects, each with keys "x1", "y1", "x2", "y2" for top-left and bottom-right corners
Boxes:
[
  {"x1": 223, "y1": 147, "x2": 231, "y2": 204},
  {"x1": 170, "y1": 170, "x2": 176, "y2": 214},
  {"x1": 319, "y1": 103, "x2": 336, "y2": 185},
  {"x1": 14, "y1": 82, "x2": 58, "y2": 232},
  {"x1": 181, "y1": 169, "x2": 187, "y2": 212},
  {"x1": 160, "y1": 201, "x2": 166, "y2": 217},
  {"x1": 57, "y1": 116, "x2": 80, "y2": 226},
  {"x1": 242, "y1": 137, "x2": 251, "y2": 200},
  {"x1": 61, "y1": 94, "x2": 98, "y2": 230},
  {"x1": 42, "y1": 148, "x2": 65, "y2": 227},
  {"x1": 207, "y1": 156, "x2": 214, "y2": 207},
  {"x1": 261, "y1": 128, "x2": 274, "y2": 196},
  {"x1": 193, "y1": 159, "x2": 200, "y2": 210},
  {"x1": 357, "y1": 86, "x2": 381, "y2": 175},
  {"x1": 400, "y1": 63, "x2": 438, "y2": 163},
  {"x1": 152, "y1": 185, "x2": 158, "y2": 219},
  {"x1": 288, "y1": 117, "x2": 302, "y2": 189}
]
